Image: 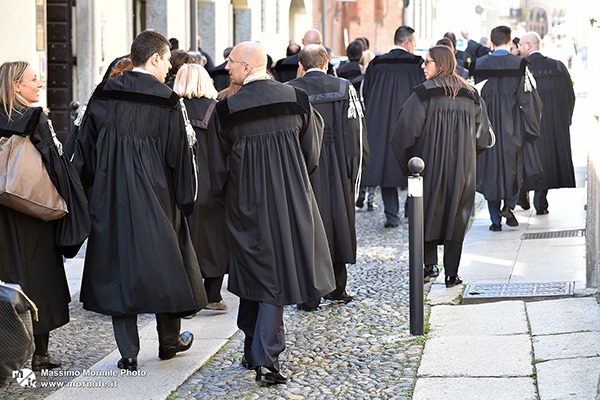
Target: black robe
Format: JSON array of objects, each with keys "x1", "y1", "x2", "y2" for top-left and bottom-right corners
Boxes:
[
  {"x1": 361, "y1": 48, "x2": 426, "y2": 187},
  {"x1": 288, "y1": 71, "x2": 370, "y2": 264},
  {"x1": 207, "y1": 78, "x2": 335, "y2": 306},
  {"x1": 183, "y1": 96, "x2": 229, "y2": 279},
  {"x1": 210, "y1": 61, "x2": 230, "y2": 92},
  {"x1": 471, "y1": 53, "x2": 542, "y2": 201},
  {"x1": 392, "y1": 80, "x2": 491, "y2": 243},
  {"x1": 336, "y1": 61, "x2": 362, "y2": 82},
  {"x1": 523, "y1": 53, "x2": 576, "y2": 191},
  {"x1": 0, "y1": 108, "x2": 70, "y2": 335},
  {"x1": 71, "y1": 71, "x2": 207, "y2": 316}
]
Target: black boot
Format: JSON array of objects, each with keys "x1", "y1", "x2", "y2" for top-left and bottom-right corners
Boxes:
[{"x1": 32, "y1": 354, "x2": 61, "y2": 372}]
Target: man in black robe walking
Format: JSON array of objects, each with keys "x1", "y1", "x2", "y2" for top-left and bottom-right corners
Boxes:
[
  {"x1": 207, "y1": 41, "x2": 335, "y2": 385},
  {"x1": 72, "y1": 30, "x2": 207, "y2": 371},
  {"x1": 518, "y1": 31, "x2": 576, "y2": 214},
  {"x1": 471, "y1": 25, "x2": 542, "y2": 231},
  {"x1": 361, "y1": 26, "x2": 425, "y2": 228},
  {"x1": 288, "y1": 44, "x2": 370, "y2": 310}
]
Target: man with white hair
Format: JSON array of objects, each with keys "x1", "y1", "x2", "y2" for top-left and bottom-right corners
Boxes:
[
  {"x1": 518, "y1": 31, "x2": 576, "y2": 214},
  {"x1": 207, "y1": 41, "x2": 334, "y2": 385}
]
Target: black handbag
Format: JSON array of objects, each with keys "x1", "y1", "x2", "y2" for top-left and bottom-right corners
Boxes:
[{"x1": 0, "y1": 280, "x2": 37, "y2": 379}]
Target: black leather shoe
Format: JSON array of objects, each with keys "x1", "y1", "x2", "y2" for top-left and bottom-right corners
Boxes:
[
  {"x1": 355, "y1": 191, "x2": 365, "y2": 208},
  {"x1": 367, "y1": 203, "x2": 377, "y2": 211},
  {"x1": 158, "y1": 331, "x2": 194, "y2": 360},
  {"x1": 117, "y1": 357, "x2": 138, "y2": 371},
  {"x1": 296, "y1": 303, "x2": 319, "y2": 312},
  {"x1": 324, "y1": 292, "x2": 354, "y2": 303},
  {"x1": 32, "y1": 354, "x2": 61, "y2": 372},
  {"x1": 424, "y1": 265, "x2": 439, "y2": 283},
  {"x1": 445, "y1": 276, "x2": 463, "y2": 288},
  {"x1": 384, "y1": 222, "x2": 399, "y2": 228},
  {"x1": 517, "y1": 191, "x2": 530, "y2": 210},
  {"x1": 489, "y1": 223, "x2": 502, "y2": 231},
  {"x1": 536, "y1": 209, "x2": 549, "y2": 215},
  {"x1": 501, "y1": 205, "x2": 519, "y2": 226},
  {"x1": 241, "y1": 355, "x2": 254, "y2": 370},
  {"x1": 255, "y1": 366, "x2": 289, "y2": 385}
]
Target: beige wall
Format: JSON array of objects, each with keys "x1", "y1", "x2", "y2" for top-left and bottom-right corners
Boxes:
[
  {"x1": 167, "y1": 0, "x2": 190, "y2": 50},
  {"x1": 0, "y1": 0, "x2": 47, "y2": 107},
  {"x1": 94, "y1": 0, "x2": 131, "y2": 83}
]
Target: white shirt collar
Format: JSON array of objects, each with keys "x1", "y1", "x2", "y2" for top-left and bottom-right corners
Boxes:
[{"x1": 132, "y1": 67, "x2": 153, "y2": 75}]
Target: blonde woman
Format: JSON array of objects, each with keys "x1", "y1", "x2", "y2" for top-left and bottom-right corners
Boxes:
[
  {"x1": 0, "y1": 61, "x2": 70, "y2": 372},
  {"x1": 174, "y1": 64, "x2": 228, "y2": 312}
]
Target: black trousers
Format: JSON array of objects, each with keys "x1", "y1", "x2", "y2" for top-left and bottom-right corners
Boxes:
[
  {"x1": 237, "y1": 299, "x2": 285, "y2": 371},
  {"x1": 34, "y1": 332, "x2": 49, "y2": 355},
  {"x1": 534, "y1": 190, "x2": 549, "y2": 212},
  {"x1": 112, "y1": 314, "x2": 181, "y2": 359},
  {"x1": 424, "y1": 240, "x2": 463, "y2": 277},
  {"x1": 204, "y1": 276, "x2": 224, "y2": 303}
]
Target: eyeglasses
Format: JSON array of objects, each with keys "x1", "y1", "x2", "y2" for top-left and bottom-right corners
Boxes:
[
  {"x1": 227, "y1": 58, "x2": 247, "y2": 66},
  {"x1": 423, "y1": 58, "x2": 435, "y2": 66}
]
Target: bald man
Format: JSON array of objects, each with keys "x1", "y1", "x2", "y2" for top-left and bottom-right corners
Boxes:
[
  {"x1": 274, "y1": 29, "x2": 336, "y2": 82},
  {"x1": 518, "y1": 32, "x2": 576, "y2": 214},
  {"x1": 207, "y1": 41, "x2": 334, "y2": 385}
]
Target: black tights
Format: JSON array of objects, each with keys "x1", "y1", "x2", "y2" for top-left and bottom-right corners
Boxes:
[{"x1": 34, "y1": 332, "x2": 49, "y2": 355}]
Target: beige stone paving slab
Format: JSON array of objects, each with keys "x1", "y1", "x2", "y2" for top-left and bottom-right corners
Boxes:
[
  {"x1": 533, "y1": 331, "x2": 600, "y2": 361},
  {"x1": 418, "y1": 335, "x2": 533, "y2": 377},
  {"x1": 412, "y1": 377, "x2": 537, "y2": 400},
  {"x1": 536, "y1": 357, "x2": 600, "y2": 400},
  {"x1": 527, "y1": 297, "x2": 600, "y2": 336}
]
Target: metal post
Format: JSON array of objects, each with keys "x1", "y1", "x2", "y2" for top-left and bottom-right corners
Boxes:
[
  {"x1": 408, "y1": 157, "x2": 425, "y2": 336},
  {"x1": 190, "y1": 0, "x2": 198, "y2": 51}
]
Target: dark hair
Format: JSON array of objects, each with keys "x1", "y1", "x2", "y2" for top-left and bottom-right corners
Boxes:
[
  {"x1": 299, "y1": 45, "x2": 328, "y2": 71},
  {"x1": 436, "y1": 37, "x2": 455, "y2": 51},
  {"x1": 362, "y1": 37, "x2": 370, "y2": 49},
  {"x1": 490, "y1": 25, "x2": 512, "y2": 47},
  {"x1": 428, "y1": 45, "x2": 474, "y2": 98},
  {"x1": 168, "y1": 50, "x2": 193, "y2": 77},
  {"x1": 223, "y1": 47, "x2": 233, "y2": 59},
  {"x1": 443, "y1": 32, "x2": 457, "y2": 46},
  {"x1": 394, "y1": 26, "x2": 415, "y2": 46},
  {"x1": 346, "y1": 40, "x2": 364, "y2": 61},
  {"x1": 130, "y1": 30, "x2": 170, "y2": 67},
  {"x1": 109, "y1": 57, "x2": 133, "y2": 79},
  {"x1": 286, "y1": 43, "x2": 301, "y2": 57},
  {"x1": 169, "y1": 37, "x2": 179, "y2": 50},
  {"x1": 512, "y1": 37, "x2": 520, "y2": 47}
]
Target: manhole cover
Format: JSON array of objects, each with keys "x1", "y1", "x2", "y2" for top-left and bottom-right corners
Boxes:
[
  {"x1": 462, "y1": 282, "x2": 575, "y2": 304},
  {"x1": 522, "y1": 229, "x2": 585, "y2": 240}
]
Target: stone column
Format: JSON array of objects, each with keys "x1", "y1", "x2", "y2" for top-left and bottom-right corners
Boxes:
[
  {"x1": 234, "y1": 8, "x2": 251, "y2": 44},
  {"x1": 198, "y1": 1, "x2": 216, "y2": 62}
]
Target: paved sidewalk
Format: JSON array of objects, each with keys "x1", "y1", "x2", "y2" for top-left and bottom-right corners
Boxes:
[{"x1": 414, "y1": 119, "x2": 598, "y2": 399}]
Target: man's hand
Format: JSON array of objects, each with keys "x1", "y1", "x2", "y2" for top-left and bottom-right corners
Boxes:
[{"x1": 461, "y1": 30, "x2": 470, "y2": 40}]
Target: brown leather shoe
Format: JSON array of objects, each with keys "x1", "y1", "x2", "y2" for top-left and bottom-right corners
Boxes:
[{"x1": 32, "y1": 354, "x2": 61, "y2": 372}]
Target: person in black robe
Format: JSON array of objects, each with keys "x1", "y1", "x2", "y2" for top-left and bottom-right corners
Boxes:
[
  {"x1": 72, "y1": 30, "x2": 207, "y2": 372},
  {"x1": 437, "y1": 38, "x2": 469, "y2": 79},
  {"x1": 197, "y1": 35, "x2": 215, "y2": 72},
  {"x1": 470, "y1": 26, "x2": 542, "y2": 231},
  {"x1": 288, "y1": 44, "x2": 370, "y2": 310},
  {"x1": 361, "y1": 26, "x2": 426, "y2": 228},
  {"x1": 210, "y1": 47, "x2": 233, "y2": 92},
  {"x1": 174, "y1": 63, "x2": 229, "y2": 311},
  {"x1": 164, "y1": 50, "x2": 193, "y2": 88},
  {"x1": 0, "y1": 62, "x2": 83, "y2": 371},
  {"x1": 207, "y1": 41, "x2": 334, "y2": 385},
  {"x1": 518, "y1": 31, "x2": 576, "y2": 214},
  {"x1": 274, "y1": 30, "x2": 336, "y2": 83},
  {"x1": 461, "y1": 30, "x2": 493, "y2": 68},
  {"x1": 392, "y1": 46, "x2": 492, "y2": 288},
  {"x1": 337, "y1": 40, "x2": 364, "y2": 82}
]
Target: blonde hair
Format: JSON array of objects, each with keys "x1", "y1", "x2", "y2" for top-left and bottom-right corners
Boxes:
[
  {"x1": 0, "y1": 61, "x2": 32, "y2": 120},
  {"x1": 173, "y1": 63, "x2": 218, "y2": 100}
]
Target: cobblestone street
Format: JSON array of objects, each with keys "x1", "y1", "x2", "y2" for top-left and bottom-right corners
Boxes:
[
  {"x1": 3, "y1": 189, "x2": 435, "y2": 400},
  {"x1": 171, "y1": 189, "x2": 428, "y2": 400}
]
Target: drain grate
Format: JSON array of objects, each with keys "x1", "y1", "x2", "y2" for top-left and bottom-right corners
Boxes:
[
  {"x1": 522, "y1": 229, "x2": 585, "y2": 240},
  {"x1": 462, "y1": 282, "x2": 575, "y2": 304}
]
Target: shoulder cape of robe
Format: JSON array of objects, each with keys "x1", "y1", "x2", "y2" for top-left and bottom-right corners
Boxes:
[
  {"x1": 471, "y1": 54, "x2": 543, "y2": 201},
  {"x1": 71, "y1": 71, "x2": 207, "y2": 316},
  {"x1": 288, "y1": 72, "x2": 370, "y2": 264},
  {"x1": 207, "y1": 79, "x2": 335, "y2": 306},
  {"x1": 392, "y1": 79, "x2": 491, "y2": 242},
  {"x1": 361, "y1": 49, "x2": 426, "y2": 187}
]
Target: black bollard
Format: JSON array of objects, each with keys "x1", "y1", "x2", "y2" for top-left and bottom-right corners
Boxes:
[{"x1": 407, "y1": 157, "x2": 424, "y2": 336}]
